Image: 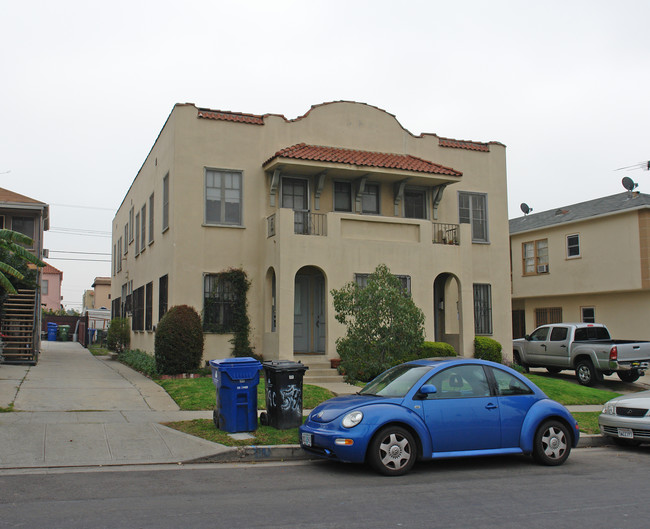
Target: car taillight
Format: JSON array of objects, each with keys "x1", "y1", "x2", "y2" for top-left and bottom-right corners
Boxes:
[{"x1": 610, "y1": 346, "x2": 618, "y2": 361}]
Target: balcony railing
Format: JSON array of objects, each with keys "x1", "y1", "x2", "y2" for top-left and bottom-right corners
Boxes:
[
  {"x1": 432, "y1": 222, "x2": 460, "y2": 245},
  {"x1": 294, "y1": 211, "x2": 327, "y2": 236},
  {"x1": 267, "y1": 214, "x2": 276, "y2": 238}
]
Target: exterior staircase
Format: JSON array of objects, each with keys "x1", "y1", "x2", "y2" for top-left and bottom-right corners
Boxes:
[
  {"x1": 295, "y1": 354, "x2": 346, "y2": 385},
  {"x1": 1, "y1": 289, "x2": 39, "y2": 365}
]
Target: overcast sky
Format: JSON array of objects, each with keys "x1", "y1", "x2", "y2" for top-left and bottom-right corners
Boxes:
[{"x1": 1, "y1": 0, "x2": 648, "y2": 309}]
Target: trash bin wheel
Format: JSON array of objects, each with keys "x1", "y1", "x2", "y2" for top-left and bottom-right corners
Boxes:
[
  {"x1": 213, "y1": 410, "x2": 225, "y2": 429},
  {"x1": 260, "y1": 412, "x2": 269, "y2": 426}
]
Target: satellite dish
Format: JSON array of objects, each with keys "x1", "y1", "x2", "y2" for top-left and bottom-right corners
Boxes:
[
  {"x1": 520, "y1": 203, "x2": 532, "y2": 215},
  {"x1": 622, "y1": 177, "x2": 638, "y2": 191}
]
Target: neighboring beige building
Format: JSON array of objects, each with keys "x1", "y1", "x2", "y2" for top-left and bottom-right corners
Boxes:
[
  {"x1": 83, "y1": 277, "x2": 111, "y2": 311},
  {"x1": 112, "y1": 101, "x2": 512, "y2": 364},
  {"x1": 510, "y1": 192, "x2": 650, "y2": 340}
]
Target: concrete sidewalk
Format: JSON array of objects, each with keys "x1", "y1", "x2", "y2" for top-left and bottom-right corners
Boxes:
[{"x1": 0, "y1": 341, "x2": 232, "y2": 469}]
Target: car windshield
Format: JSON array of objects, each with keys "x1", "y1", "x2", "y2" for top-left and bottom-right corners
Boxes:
[{"x1": 359, "y1": 364, "x2": 432, "y2": 398}]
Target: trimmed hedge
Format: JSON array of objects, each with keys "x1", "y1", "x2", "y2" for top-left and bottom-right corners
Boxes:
[
  {"x1": 474, "y1": 336, "x2": 503, "y2": 363},
  {"x1": 119, "y1": 349, "x2": 158, "y2": 377},
  {"x1": 406, "y1": 341, "x2": 457, "y2": 361},
  {"x1": 155, "y1": 305, "x2": 205, "y2": 375}
]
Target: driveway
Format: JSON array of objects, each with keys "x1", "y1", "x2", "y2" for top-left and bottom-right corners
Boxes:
[{"x1": 0, "y1": 341, "x2": 228, "y2": 469}]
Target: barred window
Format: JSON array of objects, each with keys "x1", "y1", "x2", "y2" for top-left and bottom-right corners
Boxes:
[
  {"x1": 535, "y1": 307, "x2": 563, "y2": 327},
  {"x1": 473, "y1": 283, "x2": 493, "y2": 335},
  {"x1": 203, "y1": 274, "x2": 238, "y2": 332},
  {"x1": 145, "y1": 282, "x2": 153, "y2": 331},
  {"x1": 159, "y1": 274, "x2": 168, "y2": 321}
]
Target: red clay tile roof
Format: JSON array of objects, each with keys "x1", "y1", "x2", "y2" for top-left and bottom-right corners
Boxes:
[
  {"x1": 197, "y1": 109, "x2": 264, "y2": 125},
  {"x1": 438, "y1": 137, "x2": 490, "y2": 152},
  {"x1": 42, "y1": 262, "x2": 63, "y2": 275},
  {"x1": 264, "y1": 143, "x2": 462, "y2": 176},
  {"x1": 0, "y1": 187, "x2": 46, "y2": 204}
]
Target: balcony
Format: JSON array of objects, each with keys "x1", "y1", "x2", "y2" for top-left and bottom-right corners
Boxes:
[
  {"x1": 432, "y1": 222, "x2": 460, "y2": 245},
  {"x1": 268, "y1": 212, "x2": 327, "y2": 237}
]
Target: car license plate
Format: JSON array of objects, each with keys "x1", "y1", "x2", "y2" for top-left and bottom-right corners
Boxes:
[
  {"x1": 301, "y1": 433, "x2": 312, "y2": 447},
  {"x1": 618, "y1": 428, "x2": 634, "y2": 439}
]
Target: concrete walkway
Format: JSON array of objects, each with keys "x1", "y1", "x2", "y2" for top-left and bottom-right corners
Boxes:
[{"x1": 0, "y1": 341, "x2": 229, "y2": 469}]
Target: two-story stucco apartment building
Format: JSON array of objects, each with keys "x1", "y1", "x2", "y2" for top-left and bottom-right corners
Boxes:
[
  {"x1": 111, "y1": 101, "x2": 512, "y2": 364},
  {"x1": 510, "y1": 191, "x2": 650, "y2": 340}
]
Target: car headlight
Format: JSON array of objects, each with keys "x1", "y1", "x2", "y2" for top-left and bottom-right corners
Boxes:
[
  {"x1": 602, "y1": 403, "x2": 616, "y2": 415},
  {"x1": 342, "y1": 410, "x2": 363, "y2": 428}
]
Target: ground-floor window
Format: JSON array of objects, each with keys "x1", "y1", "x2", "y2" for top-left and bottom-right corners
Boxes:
[
  {"x1": 535, "y1": 307, "x2": 563, "y2": 327},
  {"x1": 159, "y1": 275, "x2": 168, "y2": 321},
  {"x1": 145, "y1": 282, "x2": 153, "y2": 331},
  {"x1": 473, "y1": 283, "x2": 493, "y2": 335},
  {"x1": 203, "y1": 274, "x2": 237, "y2": 332},
  {"x1": 581, "y1": 307, "x2": 595, "y2": 323},
  {"x1": 132, "y1": 286, "x2": 145, "y2": 331}
]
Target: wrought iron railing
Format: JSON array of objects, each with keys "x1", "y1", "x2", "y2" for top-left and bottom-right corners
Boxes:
[
  {"x1": 294, "y1": 211, "x2": 327, "y2": 236},
  {"x1": 432, "y1": 223, "x2": 460, "y2": 245}
]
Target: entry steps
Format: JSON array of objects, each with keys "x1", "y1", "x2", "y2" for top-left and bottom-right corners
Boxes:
[
  {"x1": 1, "y1": 289, "x2": 38, "y2": 365},
  {"x1": 295, "y1": 354, "x2": 345, "y2": 384}
]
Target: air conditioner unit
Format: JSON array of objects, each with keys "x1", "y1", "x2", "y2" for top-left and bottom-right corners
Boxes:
[{"x1": 537, "y1": 264, "x2": 549, "y2": 274}]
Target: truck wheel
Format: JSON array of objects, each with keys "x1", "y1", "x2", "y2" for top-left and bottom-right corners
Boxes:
[
  {"x1": 575, "y1": 359, "x2": 601, "y2": 386},
  {"x1": 513, "y1": 351, "x2": 529, "y2": 373},
  {"x1": 618, "y1": 370, "x2": 640, "y2": 383},
  {"x1": 532, "y1": 420, "x2": 571, "y2": 466}
]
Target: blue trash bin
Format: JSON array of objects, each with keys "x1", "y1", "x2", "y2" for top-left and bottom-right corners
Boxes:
[
  {"x1": 209, "y1": 357, "x2": 262, "y2": 433},
  {"x1": 47, "y1": 322, "x2": 58, "y2": 341}
]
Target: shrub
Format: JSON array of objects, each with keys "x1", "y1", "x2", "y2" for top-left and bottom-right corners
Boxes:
[
  {"x1": 119, "y1": 349, "x2": 158, "y2": 377},
  {"x1": 474, "y1": 336, "x2": 503, "y2": 363},
  {"x1": 332, "y1": 264, "x2": 425, "y2": 383},
  {"x1": 106, "y1": 317, "x2": 130, "y2": 353},
  {"x1": 408, "y1": 341, "x2": 457, "y2": 360},
  {"x1": 155, "y1": 305, "x2": 205, "y2": 375}
]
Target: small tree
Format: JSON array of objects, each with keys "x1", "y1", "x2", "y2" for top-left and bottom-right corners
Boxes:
[
  {"x1": 332, "y1": 264, "x2": 425, "y2": 382},
  {"x1": 106, "y1": 317, "x2": 131, "y2": 353},
  {"x1": 0, "y1": 229, "x2": 44, "y2": 293},
  {"x1": 155, "y1": 305, "x2": 204, "y2": 375}
]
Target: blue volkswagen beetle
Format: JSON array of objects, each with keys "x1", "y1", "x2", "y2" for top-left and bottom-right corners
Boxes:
[{"x1": 299, "y1": 358, "x2": 579, "y2": 475}]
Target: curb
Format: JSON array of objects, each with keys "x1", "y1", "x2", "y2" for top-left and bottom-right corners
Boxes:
[{"x1": 185, "y1": 434, "x2": 616, "y2": 465}]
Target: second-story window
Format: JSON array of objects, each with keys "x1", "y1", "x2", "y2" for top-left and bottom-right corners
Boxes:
[
  {"x1": 12, "y1": 217, "x2": 35, "y2": 248},
  {"x1": 404, "y1": 189, "x2": 427, "y2": 219},
  {"x1": 205, "y1": 169, "x2": 242, "y2": 226},
  {"x1": 362, "y1": 183, "x2": 380, "y2": 214},
  {"x1": 162, "y1": 173, "x2": 170, "y2": 232},
  {"x1": 334, "y1": 181, "x2": 352, "y2": 212},
  {"x1": 567, "y1": 234, "x2": 580, "y2": 258},
  {"x1": 458, "y1": 192, "x2": 488, "y2": 242},
  {"x1": 523, "y1": 239, "x2": 549, "y2": 275}
]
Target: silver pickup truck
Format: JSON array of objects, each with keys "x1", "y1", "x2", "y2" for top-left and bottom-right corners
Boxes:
[{"x1": 512, "y1": 323, "x2": 650, "y2": 386}]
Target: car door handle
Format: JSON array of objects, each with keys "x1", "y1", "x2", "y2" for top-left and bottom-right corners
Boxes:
[
  {"x1": 485, "y1": 403, "x2": 498, "y2": 410},
  {"x1": 541, "y1": 344, "x2": 547, "y2": 350}
]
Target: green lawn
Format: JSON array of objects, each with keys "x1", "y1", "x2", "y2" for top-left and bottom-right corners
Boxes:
[
  {"x1": 523, "y1": 373, "x2": 621, "y2": 405},
  {"x1": 166, "y1": 418, "x2": 303, "y2": 446},
  {"x1": 572, "y1": 411, "x2": 601, "y2": 435},
  {"x1": 157, "y1": 377, "x2": 335, "y2": 411},
  {"x1": 88, "y1": 344, "x2": 112, "y2": 356}
]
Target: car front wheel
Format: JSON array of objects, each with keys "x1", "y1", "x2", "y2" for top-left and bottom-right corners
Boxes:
[
  {"x1": 533, "y1": 420, "x2": 571, "y2": 466},
  {"x1": 368, "y1": 426, "x2": 417, "y2": 476}
]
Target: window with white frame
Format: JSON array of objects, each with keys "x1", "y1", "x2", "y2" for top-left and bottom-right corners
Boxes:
[
  {"x1": 458, "y1": 192, "x2": 488, "y2": 242},
  {"x1": 567, "y1": 234, "x2": 580, "y2": 258},
  {"x1": 129, "y1": 207, "x2": 135, "y2": 243},
  {"x1": 581, "y1": 307, "x2": 595, "y2": 323},
  {"x1": 42, "y1": 279, "x2": 49, "y2": 295},
  {"x1": 205, "y1": 169, "x2": 242, "y2": 226},
  {"x1": 140, "y1": 204, "x2": 146, "y2": 252},
  {"x1": 148, "y1": 193, "x2": 154, "y2": 244},
  {"x1": 523, "y1": 239, "x2": 549, "y2": 275},
  {"x1": 124, "y1": 224, "x2": 128, "y2": 254}
]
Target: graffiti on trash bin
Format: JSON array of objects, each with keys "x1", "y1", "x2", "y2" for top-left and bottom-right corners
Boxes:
[{"x1": 280, "y1": 384, "x2": 302, "y2": 412}]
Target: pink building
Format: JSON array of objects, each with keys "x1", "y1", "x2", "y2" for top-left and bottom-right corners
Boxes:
[{"x1": 41, "y1": 263, "x2": 63, "y2": 311}]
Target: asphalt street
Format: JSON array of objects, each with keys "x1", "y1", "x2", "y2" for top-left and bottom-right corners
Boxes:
[{"x1": 1, "y1": 446, "x2": 649, "y2": 529}]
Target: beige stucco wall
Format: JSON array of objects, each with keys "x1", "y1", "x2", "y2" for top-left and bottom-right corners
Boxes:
[{"x1": 113, "y1": 102, "x2": 512, "y2": 363}]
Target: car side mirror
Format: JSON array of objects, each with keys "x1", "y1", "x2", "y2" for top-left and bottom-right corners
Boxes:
[
  {"x1": 419, "y1": 384, "x2": 437, "y2": 395},
  {"x1": 525, "y1": 334, "x2": 531, "y2": 341}
]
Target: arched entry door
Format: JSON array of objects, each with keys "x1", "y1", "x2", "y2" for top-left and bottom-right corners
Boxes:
[
  {"x1": 294, "y1": 266, "x2": 326, "y2": 353},
  {"x1": 434, "y1": 273, "x2": 461, "y2": 353}
]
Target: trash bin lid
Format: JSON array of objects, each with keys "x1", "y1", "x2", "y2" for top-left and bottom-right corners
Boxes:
[
  {"x1": 211, "y1": 357, "x2": 262, "y2": 380},
  {"x1": 263, "y1": 360, "x2": 309, "y2": 372}
]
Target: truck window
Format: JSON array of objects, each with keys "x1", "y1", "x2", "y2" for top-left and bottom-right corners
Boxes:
[
  {"x1": 529, "y1": 327, "x2": 549, "y2": 341},
  {"x1": 574, "y1": 327, "x2": 611, "y2": 341},
  {"x1": 550, "y1": 327, "x2": 569, "y2": 341}
]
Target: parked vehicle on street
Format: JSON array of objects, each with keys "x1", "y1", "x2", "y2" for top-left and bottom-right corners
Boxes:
[
  {"x1": 299, "y1": 358, "x2": 579, "y2": 476},
  {"x1": 599, "y1": 390, "x2": 650, "y2": 446},
  {"x1": 512, "y1": 323, "x2": 650, "y2": 386}
]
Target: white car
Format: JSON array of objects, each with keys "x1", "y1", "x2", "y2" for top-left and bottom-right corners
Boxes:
[{"x1": 599, "y1": 390, "x2": 650, "y2": 446}]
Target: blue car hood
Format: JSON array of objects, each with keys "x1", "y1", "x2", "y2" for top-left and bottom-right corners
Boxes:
[{"x1": 309, "y1": 394, "x2": 395, "y2": 423}]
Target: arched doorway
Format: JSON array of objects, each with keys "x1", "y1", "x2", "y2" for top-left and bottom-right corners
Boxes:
[
  {"x1": 294, "y1": 266, "x2": 326, "y2": 353},
  {"x1": 434, "y1": 273, "x2": 461, "y2": 353}
]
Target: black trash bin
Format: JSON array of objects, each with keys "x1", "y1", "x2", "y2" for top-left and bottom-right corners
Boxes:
[{"x1": 260, "y1": 360, "x2": 309, "y2": 429}]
